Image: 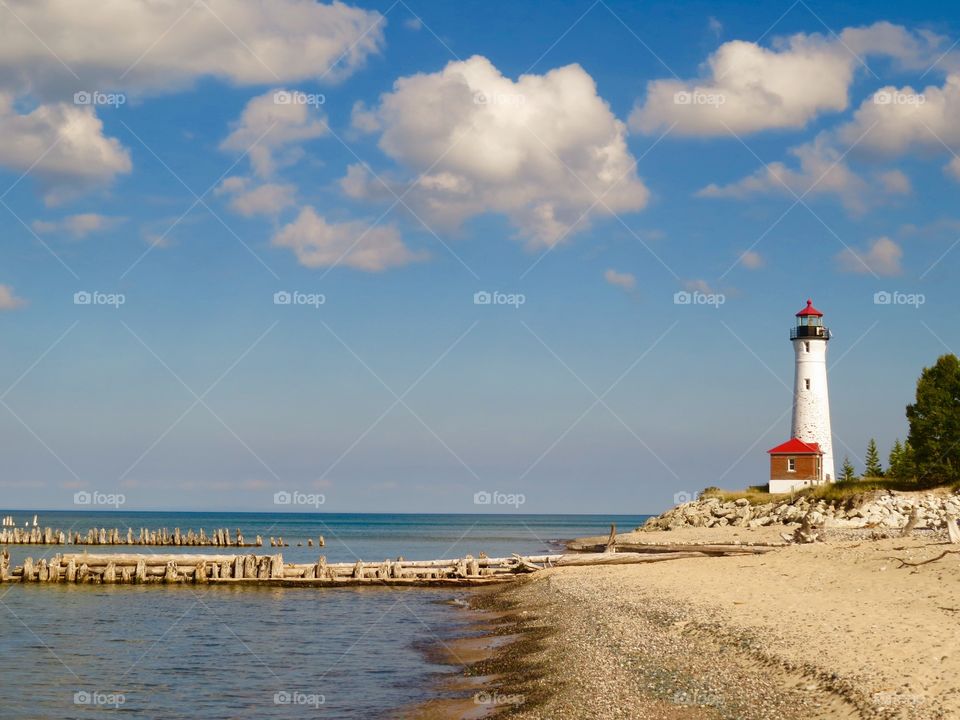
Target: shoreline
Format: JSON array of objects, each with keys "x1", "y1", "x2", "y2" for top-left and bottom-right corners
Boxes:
[{"x1": 412, "y1": 521, "x2": 959, "y2": 719}]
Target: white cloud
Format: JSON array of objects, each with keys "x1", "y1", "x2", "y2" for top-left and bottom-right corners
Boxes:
[
  {"x1": 349, "y1": 56, "x2": 650, "y2": 249},
  {"x1": 0, "y1": 0, "x2": 384, "y2": 98},
  {"x1": 740, "y1": 250, "x2": 764, "y2": 269},
  {"x1": 604, "y1": 269, "x2": 636, "y2": 290},
  {"x1": 221, "y1": 89, "x2": 329, "y2": 177},
  {"x1": 878, "y1": 169, "x2": 911, "y2": 194},
  {"x1": 948, "y1": 157, "x2": 960, "y2": 181},
  {"x1": 215, "y1": 177, "x2": 296, "y2": 217},
  {"x1": 32, "y1": 213, "x2": 124, "y2": 238},
  {"x1": 273, "y1": 206, "x2": 424, "y2": 272},
  {"x1": 0, "y1": 284, "x2": 26, "y2": 310},
  {"x1": 836, "y1": 236, "x2": 902, "y2": 275},
  {"x1": 0, "y1": 95, "x2": 130, "y2": 202},
  {"x1": 697, "y1": 136, "x2": 869, "y2": 213},
  {"x1": 630, "y1": 23, "x2": 946, "y2": 136},
  {"x1": 683, "y1": 279, "x2": 717, "y2": 294},
  {"x1": 837, "y1": 76, "x2": 960, "y2": 154}
]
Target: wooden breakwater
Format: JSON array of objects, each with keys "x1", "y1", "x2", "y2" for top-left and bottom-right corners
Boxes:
[
  {"x1": 1, "y1": 551, "x2": 536, "y2": 586},
  {"x1": 0, "y1": 526, "x2": 293, "y2": 547},
  {"x1": 0, "y1": 541, "x2": 779, "y2": 588}
]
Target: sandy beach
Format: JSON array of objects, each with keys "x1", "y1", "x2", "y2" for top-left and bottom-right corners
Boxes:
[{"x1": 439, "y1": 524, "x2": 960, "y2": 720}]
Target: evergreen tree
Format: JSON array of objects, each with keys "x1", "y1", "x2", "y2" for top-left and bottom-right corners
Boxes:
[
  {"x1": 864, "y1": 438, "x2": 884, "y2": 477},
  {"x1": 907, "y1": 354, "x2": 960, "y2": 484},
  {"x1": 888, "y1": 439, "x2": 905, "y2": 478},
  {"x1": 840, "y1": 456, "x2": 858, "y2": 482}
]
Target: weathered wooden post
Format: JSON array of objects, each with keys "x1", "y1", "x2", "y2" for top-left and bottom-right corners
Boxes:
[
  {"x1": 352, "y1": 560, "x2": 364, "y2": 579},
  {"x1": 163, "y1": 561, "x2": 179, "y2": 583},
  {"x1": 21, "y1": 557, "x2": 34, "y2": 582},
  {"x1": 134, "y1": 559, "x2": 147, "y2": 583},
  {"x1": 269, "y1": 554, "x2": 284, "y2": 579},
  {"x1": 243, "y1": 555, "x2": 256, "y2": 579},
  {"x1": 66, "y1": 559, "x2": 77, "y2": 583},
  {"x1": 102, "y1": 562, "x2": 116, "y2": 583},
  {"x1": 195, "y1": 561, "x2": 208, "y2": 584}
]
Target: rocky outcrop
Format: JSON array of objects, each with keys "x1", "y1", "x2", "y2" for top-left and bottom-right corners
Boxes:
[{"x1": 642, "y1": 491, "x2": 960, "y2": 531}]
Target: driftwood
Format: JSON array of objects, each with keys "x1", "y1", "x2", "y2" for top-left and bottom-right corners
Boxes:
[
  {"x1": 890, "y1": 550, "x2": 960, "y2": 568},
  {"x1": 901, "y1": 508, "x2": 920, "y2": 537},
  {"x1": 947, "y1": 514, "x2": 960, "y2": 544},
  {"x1": 553, "y1": 551, "x2": 709, "y2": 566},
  {"x1": 781, "y1": 511, "x2": 824, "y2": 544},
  {"x1": 606, "y1": 523, "x2": 617, "y2": 552}
]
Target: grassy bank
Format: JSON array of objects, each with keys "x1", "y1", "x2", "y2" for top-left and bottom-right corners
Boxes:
[{"x1": 700, "y1": 477, "x2": 958, "y2": 507}]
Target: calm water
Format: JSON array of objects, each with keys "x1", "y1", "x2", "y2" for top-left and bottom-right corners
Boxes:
[{"x1": 0, "y1": 512, "x2": 647, "y2": 719}]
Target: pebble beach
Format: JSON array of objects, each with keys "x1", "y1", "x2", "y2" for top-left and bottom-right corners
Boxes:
[{"x1": 448, "y1": 518, "x2": 959, "y2": 720}]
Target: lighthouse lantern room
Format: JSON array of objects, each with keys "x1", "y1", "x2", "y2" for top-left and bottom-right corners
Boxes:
[{"x1": 768, "y1": 300, "x2": 835, "y2": 493}]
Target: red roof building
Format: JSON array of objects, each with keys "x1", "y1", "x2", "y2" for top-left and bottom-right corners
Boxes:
[{"x1": 768, "y1": 437, "x2": 823, "y2": 493}]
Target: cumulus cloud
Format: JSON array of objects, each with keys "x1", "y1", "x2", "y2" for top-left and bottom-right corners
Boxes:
[
  {"x1": 739, "y1": 250, "x2": 764, "y2": 269},
  {"x1": 948, "y1": 157, "x2": 960, "y2": 181},
  {"x1": 604, "y1": 269, "x2": 636, "y2": 291},
  {"x1": 348, "y1": 56, "x2": 650, "y2": 249},
  {"x1": 273, "y1": 206, "x2": 424, "y2": 272},
  {"x1": 0, "y1": 0, "x2": 384, "y2": 98},
  {"x1": 630, "y1": 22, "x2": 946, "y2": 136},
  {"x1": 836, "y1": 236, "x2": 902, "y2": 275},
  {"x1": 697, "y1": 136, "x2": 870, "y2": 212},
  {"x1": 221, "y1": 89, "x2": 329, "y2": 177},
  {"x1": 0, "y1": 284, "x2": 26, "y2": 310},
  {"x1": 215, "y1": 177, "x2": 296, "y2": 217},
  {"x1": 32, "y1": 213, "x2": 124, "y2": 238},
  {"x1": 0, "y1": 95, "x2": 130, "y2": 202}
]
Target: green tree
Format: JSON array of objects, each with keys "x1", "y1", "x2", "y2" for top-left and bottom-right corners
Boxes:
[
  {"x1": 888, "y1": 439, "x2": 904, "y2": 477},
  {"x1": 840, "y1": 456, "x2": 858, "y2": 482},
  {"x1": 864, "y1": 438, "x2": 884, "y2": 477},
  {"x1": 907, "y1": 354, "x2": 960, "y2": 484}
]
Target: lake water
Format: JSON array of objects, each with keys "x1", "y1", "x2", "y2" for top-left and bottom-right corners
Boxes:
[{"x1": 0, "y1": 511, "x2": 647, "y2": 719}]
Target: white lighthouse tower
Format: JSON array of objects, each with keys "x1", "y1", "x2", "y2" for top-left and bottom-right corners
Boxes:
[{"x1": 789, "y1": 299, "x2": 834, "y2": 483}]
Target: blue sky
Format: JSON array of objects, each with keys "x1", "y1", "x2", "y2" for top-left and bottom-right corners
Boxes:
[{"x1": 0, "y1": 0, "x2": 958, "y2": 513}]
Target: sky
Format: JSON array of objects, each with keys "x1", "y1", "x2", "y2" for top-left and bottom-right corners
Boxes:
[{"x1": 0, "y1": 0, "x2": 958, "y2": 514}]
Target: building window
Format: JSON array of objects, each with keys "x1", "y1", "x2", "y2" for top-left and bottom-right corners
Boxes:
[
  {"x1": 804, "y1": 378, "x2": 811, "y2": 390},
  {"x1": 804, "y1": 341, "x2": 810, "y2": 353},
  {"x1": 788, "y1": 458, "x2": 796, "y2": 472}
]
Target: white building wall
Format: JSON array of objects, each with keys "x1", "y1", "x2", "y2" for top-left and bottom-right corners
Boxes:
[
  {"x1": 769, "y1": 478, "x2": 814, "y2": 494},
  {"x1": 790, "y1": 337, "x2": 835, "y2": 482}
]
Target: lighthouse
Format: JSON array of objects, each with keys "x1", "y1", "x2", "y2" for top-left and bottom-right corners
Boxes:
[{"x1": 767, "y1": 300, "x2": 835, "y2": 493}]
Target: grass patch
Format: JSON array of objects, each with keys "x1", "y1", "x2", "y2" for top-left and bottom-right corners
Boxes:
[
  {"x1": 701, "y1": 478, "x2": 956, "y2": 508},
  {"x1": 699, "y1": 485, "x2": 775, "y2": 505}
]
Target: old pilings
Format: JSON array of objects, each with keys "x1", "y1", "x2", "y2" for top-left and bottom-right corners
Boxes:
[{"x1": 0, "y1": 526, "x2": 264, "y2": 547}]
